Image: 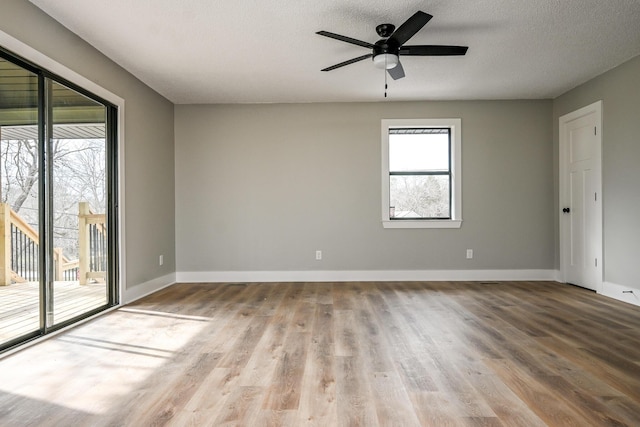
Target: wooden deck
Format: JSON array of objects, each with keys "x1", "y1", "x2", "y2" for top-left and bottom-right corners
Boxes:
[{"x1": 0, "y1": 281, "x2": 107, "y2": 343}]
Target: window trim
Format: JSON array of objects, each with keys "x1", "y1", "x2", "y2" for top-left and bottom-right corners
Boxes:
[{"x1": 381, "y1": 118, "x2": 462, "y2": 229}]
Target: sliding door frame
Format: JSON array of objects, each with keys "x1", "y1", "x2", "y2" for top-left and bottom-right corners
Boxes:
[{"x1": 0, "y1": 44, "x2": 121, "y2": 351}]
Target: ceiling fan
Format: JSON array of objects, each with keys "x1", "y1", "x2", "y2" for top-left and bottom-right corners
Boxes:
[{"x1": 317, "y1": 11, "x2": 468, "y2": 80}]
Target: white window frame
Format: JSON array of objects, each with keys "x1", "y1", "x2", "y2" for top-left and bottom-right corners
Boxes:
[{"x1": 381, "y1": 118, "x2": 462, "y2": 229}]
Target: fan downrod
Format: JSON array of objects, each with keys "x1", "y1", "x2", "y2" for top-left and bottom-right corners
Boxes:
[{"x1": 375, "y1": 23, "x2": 395, "y2": 38}]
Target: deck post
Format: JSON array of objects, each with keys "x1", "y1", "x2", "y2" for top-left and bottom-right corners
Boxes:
[
  {"x1": 0, "y1": 203, "x2": 11, "y2": 286},
  {"x1": 78, "y1": 202, "x2": 90, "y2": 285},
  {"x1": 54, "y1": 248, "x2": 63, "y2": 281}
]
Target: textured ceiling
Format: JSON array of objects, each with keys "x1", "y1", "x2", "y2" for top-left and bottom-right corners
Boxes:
[{"x1": 28, "y1": 0, "x2": 640, "y2": 104}]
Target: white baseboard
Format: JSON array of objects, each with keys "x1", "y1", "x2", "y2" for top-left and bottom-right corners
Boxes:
[
  {"x1": 599, "y1": 281, "x2": 640, "y2": 307},
  {"x1": 176, "y1": 269, "x2": 558, "y2": 284},
  {"x1": 123, "y1": 273, "x2": 176, "y2": 304}
]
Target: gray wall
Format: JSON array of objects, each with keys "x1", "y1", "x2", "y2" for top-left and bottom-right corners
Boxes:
[
  {"x1": 4, "y1": 1, "x2": 636, "y2": 290},
  {"x1": 1, "y1": 0, "x2": 176, "y2": 291},
  {"x1": 553, "y1": 55, "x2": 640, "y2": 289},
  {"x1": 175, "y1": 101, "x2": 553, "y2": 273}
]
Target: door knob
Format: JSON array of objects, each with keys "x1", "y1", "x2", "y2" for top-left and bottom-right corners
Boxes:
[{"x1": 562, "y1": 207, "x2": 571, "y2": 213}]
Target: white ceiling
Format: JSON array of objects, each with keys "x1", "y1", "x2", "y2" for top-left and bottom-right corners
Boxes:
[{"x1": 28, "y1": 0, "x2": 640, "y2": 104}]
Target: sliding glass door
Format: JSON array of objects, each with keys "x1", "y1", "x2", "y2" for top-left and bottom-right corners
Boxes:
[
  {"x1": 50, "y1": 81, "x2": 110, "y2": 326},
  {"x1": 0, "y1": 49, "x2": 118, "y2": 352},
  {"x1": 0, "y1": 56, "x2": 41, "y2": 344}
]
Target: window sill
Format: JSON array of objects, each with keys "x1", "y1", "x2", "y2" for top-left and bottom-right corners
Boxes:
[{"x1": 382, "y1": 219, "x2": 462, "y2": 229}]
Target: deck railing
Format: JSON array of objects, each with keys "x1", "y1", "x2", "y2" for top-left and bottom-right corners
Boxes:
[
  {"x1": 78, "y1": 202, "x2": 107, "y2": 285},
  {"x1": 0, "y1": 202, "x2": 105, "y2": 286},
  {"x1": 9, "y1": 211, "x2": 40, "y2": 282}
]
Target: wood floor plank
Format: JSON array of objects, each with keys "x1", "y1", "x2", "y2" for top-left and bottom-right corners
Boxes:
[
  {"x1": 457, "y1": 368, "x2": 547, "y2": 427},
  {"x1": 462, "y1": 417, "x2": 504, "y2": 427},
  {"x1": 332, "y1": 309, "x2": 357, "y2": 357},
  {"x1": 534, "y1": 374, "x2": 636, "y2": 426},
  {"x1": 538, "y1": 335, "x2": 640, "y2": 401},
  {"x1": 600, "y1": 395, "x2": 640, "y2": 426},
  {"x1": 296, "y1": 303, "x2": 337, "y2": 426},
  {"x1": 484, "y1": 358, "x2": 593, "y2": 426},
  {"x1": 262, "y1": 331, "x2": 310, "y2": 411},
  {"x1": 2, "y1": 281, "x2": 640, "y2": 426},
  {"x1": 410, "y1": 392, "x2": 467, "y2": 427},
  {"x1": 335, "y1": 356, "x2": 379, "y2": 427},
  {"x1": 384, "y1": 286, "x2": 499, "y2": 418},
  {"x1": 168, "y1": 367, "x2": 233, "y2": 426},
  {"x1": 371, "y1": 371, "x2": 422, "y2": 427},
  {"x1": 212, "y1": 385, "x2": 264, "y2": 426},
  {"x1": 119, "y1": 351, "x2": 223, "y2": 427},
  {"x1": 236, "y1": 285, "x2": 297, "y2": 388},
  {"x1": 366, "y1": 293, "x2": 438, "y2": 393},
  {"x1": 252, "y1": 408, "x2": 298, "y2": 427}
]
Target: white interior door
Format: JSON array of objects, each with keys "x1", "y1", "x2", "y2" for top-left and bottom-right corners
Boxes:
[{"x1": 559, "y1": 101, "x2": 602, "y2": 291}]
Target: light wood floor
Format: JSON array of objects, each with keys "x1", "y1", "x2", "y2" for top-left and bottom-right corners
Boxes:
[{"x1": 1, "y1": 281, "x2": 640, "y2": 426}]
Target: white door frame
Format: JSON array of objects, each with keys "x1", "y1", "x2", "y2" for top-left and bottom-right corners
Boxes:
[{"x1": 559, "y1": 100, "x2": 603, "y2": 292}]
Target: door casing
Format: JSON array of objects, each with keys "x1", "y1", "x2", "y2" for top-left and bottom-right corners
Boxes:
[{"x1": 559, "y1": 100, "x2": 603, "y2": 291}]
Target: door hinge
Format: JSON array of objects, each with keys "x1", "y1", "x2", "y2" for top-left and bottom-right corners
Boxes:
[
  {"x1": 595, "y1": 192, "x2": 597, "y2": 202},
  {"x1": 595, "y1": 258, "x2": 598, "y2": 267},
  {"x1": 594, "y1": 126, "x2": 597, "y2": 135}
]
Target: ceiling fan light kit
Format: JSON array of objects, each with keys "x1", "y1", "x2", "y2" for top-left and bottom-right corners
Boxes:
[
  {"x1": 317, "y1": 10, "x2": 468, "y2": 85},
  {"x1": 373, "y1": 53, "x2": 399, "y2": 69}
]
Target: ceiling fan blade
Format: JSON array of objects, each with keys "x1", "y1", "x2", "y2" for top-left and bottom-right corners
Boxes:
[
  {"x1": 316, "y1": 31, "x2": 374, "y2": 48},
  {"x1": 388, "y1": 11, "x2": 432, "y2": 46},
  {"x1": 400, "y1": 45, "x2": 468, "y2": 56},
  {"x1": 321, "y1": 54, "x2": 373, "y2": 71},
  {"x1": 387, "y1": 61, "x2": 405, "y2": 80}
]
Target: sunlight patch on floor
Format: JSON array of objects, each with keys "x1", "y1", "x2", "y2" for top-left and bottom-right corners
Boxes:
[{"x1": 0, "y1": 308, "x2": 209, "y2": 415}]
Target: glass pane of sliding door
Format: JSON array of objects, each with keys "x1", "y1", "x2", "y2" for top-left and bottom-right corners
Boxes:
[
  {"x1": 1, "y1": 48, "x2": 117, "y2": 352},
  {"x1": 0, "y1": 57, "x2": 42, "y2": 345},
  {"x1": 49, "y1": 80, "x2": 109, "y2": 326}
]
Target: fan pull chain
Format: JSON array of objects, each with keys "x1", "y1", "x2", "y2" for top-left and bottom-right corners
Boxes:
[{"x1": 384, "y1": 55, "x2": 388, "y2": 98}]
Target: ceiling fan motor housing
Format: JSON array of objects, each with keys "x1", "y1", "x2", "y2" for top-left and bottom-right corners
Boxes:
[
  {"x1": 373, "y1": 38, "x2": 400, "y2": 56},
  {"x1": 372, "y1": 38, "x2": 400, "y2": 68}
]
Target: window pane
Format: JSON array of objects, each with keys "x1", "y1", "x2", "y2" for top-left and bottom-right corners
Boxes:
[
  {"x1": 0, "y1": 57, "x2": 42, "y2": 345},
  {"x1": 390, "y1": 175, "x2": 450, "y2": 218},
  {"x1": 51, "y1": 80, "x2": 108, "y2": 326},
  {"x1": 389, "y1": 132, "x2": 449, "y2": 172}
]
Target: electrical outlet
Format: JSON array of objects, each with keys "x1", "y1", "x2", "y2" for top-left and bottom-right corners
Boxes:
[
  {"x1": 315, "y1": 250, "x2": 322, "y2": 260},
  {"x1": 466, "y1": 249, "x2": 473, "y2": 259},
  {"x1": 159, "y1": 255, "x2": 164, "y2": 266}
]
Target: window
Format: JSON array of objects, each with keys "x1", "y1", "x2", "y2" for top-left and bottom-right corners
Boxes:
[{"x1": 381, "y1": 119, "x2": 462, "y2": 228}]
